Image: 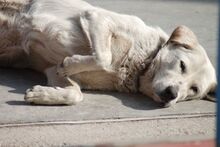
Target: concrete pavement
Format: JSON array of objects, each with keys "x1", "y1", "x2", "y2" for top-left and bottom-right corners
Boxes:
[
  {"x1": 0, "y1": 117, "x2": 215, "y2": 146},
  {"x1": 0, "y1": 0, "x2": 217, "y2": 146}
]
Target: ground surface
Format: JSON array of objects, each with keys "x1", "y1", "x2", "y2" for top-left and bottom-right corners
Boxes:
[{"x1": 0, "y1": 0, "x2": 217, "y2": 146}]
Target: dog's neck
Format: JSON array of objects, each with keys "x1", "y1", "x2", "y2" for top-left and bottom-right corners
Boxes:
[{"x1": 116, "y1": 27, "x2": 168, "y2": 93}]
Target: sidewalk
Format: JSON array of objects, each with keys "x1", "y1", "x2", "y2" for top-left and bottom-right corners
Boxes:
[{"x1": 0, "y1": 0, "x2": 217, "y2": 146}]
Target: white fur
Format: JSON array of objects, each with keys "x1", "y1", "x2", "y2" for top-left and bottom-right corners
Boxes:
[{"x1": 0, "y1": 0, "x2": 216, "y2": 106}]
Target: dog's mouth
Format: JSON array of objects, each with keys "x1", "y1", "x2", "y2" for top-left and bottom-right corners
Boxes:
[
  {"x1": 153, "y1": 95, "x2": 177, "y2": 107},
  {"x1": 160, "y1": 99, "x2": 177, "y2": 107}
]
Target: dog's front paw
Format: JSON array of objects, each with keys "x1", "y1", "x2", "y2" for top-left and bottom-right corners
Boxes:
[
  {"x1": 56, "y1": 65, "x2": 73, "y2": 77},
  {"x1": 56, "y1": 57, "x2": 73, "y2": 77},
  {"x1": 56, "y1": 63, "x2": 67, "y2": 77},
  {"x1": 24, "y1": 85, "x2": 48, "y2": 104},
  {"x1": 24, "y1": 85, "x2": 83, "y2": 105}
]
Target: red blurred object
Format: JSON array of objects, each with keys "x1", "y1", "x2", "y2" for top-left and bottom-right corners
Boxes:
[
  {"x1": 130, "y1": 140, "x2": 215, "y2": 147},
  {"x1": 96, "y1": 140, "x2": 215, "y2": 147}
]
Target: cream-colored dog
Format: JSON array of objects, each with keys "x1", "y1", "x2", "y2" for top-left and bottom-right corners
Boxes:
[{"x1": 0, "y1": 0, "x2": 216, "y2": 107}]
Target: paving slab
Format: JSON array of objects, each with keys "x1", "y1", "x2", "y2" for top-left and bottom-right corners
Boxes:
[{"x1": 0, "y1": 117, "x2": 215, "y2": 146}]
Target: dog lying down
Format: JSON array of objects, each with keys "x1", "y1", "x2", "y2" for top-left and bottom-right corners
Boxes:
[{"x1": 0, "y1": 0, "x2": 216, "y2": 107}]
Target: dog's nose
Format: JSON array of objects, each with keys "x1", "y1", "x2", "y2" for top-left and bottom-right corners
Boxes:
[{"x1": 159, "y1": 86, "x2": 178, "y2": 103}]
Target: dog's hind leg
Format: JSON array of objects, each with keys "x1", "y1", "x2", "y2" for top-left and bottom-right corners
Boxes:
[
  {"x1": 24, "y1": 66, "x2": 83, "y2": 105},
  {"x1": 0, "y1": 14, "x2": 29, "y2": 68},
  {"x1": 0, "y1": 30, "x2": 29, "y2": 68},
  {"x1": 0, "y1": 46, "x2": 29, "y2": 68}
]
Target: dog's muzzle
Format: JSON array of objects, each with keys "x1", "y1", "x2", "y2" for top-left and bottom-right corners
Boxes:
[{"x1": 158, "y1": 85, "x2": 179, "y2": 104}]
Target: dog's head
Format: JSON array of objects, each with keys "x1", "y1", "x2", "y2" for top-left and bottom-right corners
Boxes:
[{"x1": 139, "y1": 26, "x2": 217, "y2": 107}]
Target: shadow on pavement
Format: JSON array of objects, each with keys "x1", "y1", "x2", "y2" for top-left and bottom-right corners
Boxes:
[
  {"x1": 6, "y1": 100, "x2": 30, "y2": 106},
  {"x1": 84, "y1": 91, "x2": 163, "y2": 110},
  {"x1": 6, "y1": 100, "x2": 69, "y2": 107},
  {"x1": 0, "y1": 68, "x2": 46, "y2": 94},
  {"x1": 0, "y1": 68, "x2": 161, "y2": 110}
]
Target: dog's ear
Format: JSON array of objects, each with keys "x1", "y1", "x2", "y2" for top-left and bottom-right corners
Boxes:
[
  {"x1": 167, "y1": 25, "x2": 199, "y2": 49},
  {"x1": 203, "y1": 83, "x2": 217, "y2": 102}
]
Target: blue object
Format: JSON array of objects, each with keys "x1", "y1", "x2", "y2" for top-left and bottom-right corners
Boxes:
[{"x1": 217, "y1": 0, "x2": 220, "y2": 145}]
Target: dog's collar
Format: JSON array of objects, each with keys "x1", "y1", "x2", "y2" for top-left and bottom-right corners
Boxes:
[
  {"x1": 136, "y1": 43, "x2": 163, "y2": 90},
  {"x1": 117, "y1": 43, "x2": 163, "y2": 93}
]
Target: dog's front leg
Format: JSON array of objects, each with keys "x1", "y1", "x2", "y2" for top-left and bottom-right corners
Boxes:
[
  {"x1": 57, "y1": 10, "x2": 113, "y2": 76},
  {"x1": 57, "y1": 55, "x2": 113, "y2": 77},
  {"x1": 24, "y1": 84, "x2": 83, "y2": 105}
]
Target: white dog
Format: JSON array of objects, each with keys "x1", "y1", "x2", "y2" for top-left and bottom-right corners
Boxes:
[{"x1": 0, "y1": 0, "x2": 216, "y2": 107}]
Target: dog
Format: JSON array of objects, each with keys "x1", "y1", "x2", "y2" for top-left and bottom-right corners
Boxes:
[{"x1": 0, "y1": 0, "x2": 216, "y2": 107}]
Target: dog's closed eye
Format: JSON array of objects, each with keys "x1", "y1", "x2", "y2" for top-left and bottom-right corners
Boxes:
[
  {"x1": 180, "y1": 60, "x2": 186, "y2": 73},
  {"x1": 190, "y1": 85, "x2": 198, "y2": 94}
]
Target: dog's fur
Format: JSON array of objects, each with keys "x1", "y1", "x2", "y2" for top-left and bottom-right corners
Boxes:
[{"x1": 0, "y1": 0, "x2": 217, "y2": 107}]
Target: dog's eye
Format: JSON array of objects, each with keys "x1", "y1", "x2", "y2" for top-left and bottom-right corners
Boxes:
[
  {"x1": 190, "y1": 86, "x2": 198, "y2": 94},
  {"x1": 180, "y1": 60, "x2": 186, "y2": 73}
]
